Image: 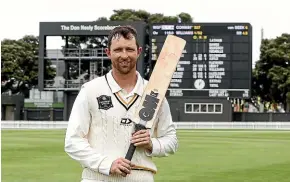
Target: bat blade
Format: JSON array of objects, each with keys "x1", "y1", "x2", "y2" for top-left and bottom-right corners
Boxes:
[
  {"x1": 134, "y1": 35, "x2": 186, "y2": 129},
  {"x1": 125, "y1": 35, "x2": 186, "y2": 161}
]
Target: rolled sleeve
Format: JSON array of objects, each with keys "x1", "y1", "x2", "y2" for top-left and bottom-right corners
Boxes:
[
  {"x1": 98, "y1": 156, "x2": 115, "y2": 175},
  {"x1": 145, "y1": 138, "x2": 161, "y2": 156}
]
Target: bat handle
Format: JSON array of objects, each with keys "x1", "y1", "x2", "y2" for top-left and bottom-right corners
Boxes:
[
  {"x1": 125, "y1": 143, "x2": 136, "y2": 161},
  {"x1": 125, "y1": 123, "x2": 147, "y2": 161}
]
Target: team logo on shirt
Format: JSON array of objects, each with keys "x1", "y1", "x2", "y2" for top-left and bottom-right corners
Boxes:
[
  {"x1": 97, "y1": 95, "x2": 113, "y2": 110},
  {"x1": 120, "y1": 118, "x2": 133, "y2": 126}
]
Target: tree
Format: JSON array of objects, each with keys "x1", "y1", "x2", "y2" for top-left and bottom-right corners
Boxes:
[
  {"x1": 109, "y1": 9, "x2": 193, "y2": 23},
  {"x1": 1, "y1": 35, "x2": 56, "y2": 97},
  {"x1": 252, "y1": 33, "x2": 290, "y2": 111}
]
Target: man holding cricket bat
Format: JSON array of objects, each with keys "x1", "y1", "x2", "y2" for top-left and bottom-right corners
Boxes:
[{"x1": 64, "y1": 25, "x2": 178, "y2": 182}]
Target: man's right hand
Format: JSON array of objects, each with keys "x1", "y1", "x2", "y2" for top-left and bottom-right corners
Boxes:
[{"x1": 110, "y1": 158, "x2": 134, "y2": 177}]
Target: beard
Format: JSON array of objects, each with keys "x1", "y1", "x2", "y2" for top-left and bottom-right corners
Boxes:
[{"x1": 112, "y1": 59, "x2": 136, "y2": 74}]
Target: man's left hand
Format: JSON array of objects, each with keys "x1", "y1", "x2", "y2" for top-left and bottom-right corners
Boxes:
[{"x1": 131, "y1": 130, "x2": 152, "y2": 151}]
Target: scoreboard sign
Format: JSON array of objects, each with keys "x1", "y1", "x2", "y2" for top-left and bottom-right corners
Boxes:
[{"x1": 149, "y1": 23, "x2": 252, "y2": 98}]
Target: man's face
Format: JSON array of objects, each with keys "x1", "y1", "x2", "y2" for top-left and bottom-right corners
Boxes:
[{"x1": 105, "y1": 34, "x2": 142, "y2": 75}]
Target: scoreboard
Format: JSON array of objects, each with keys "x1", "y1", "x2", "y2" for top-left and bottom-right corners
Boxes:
[{"x1": 149, "y1": 23, "x2": 252, "y2": 98}]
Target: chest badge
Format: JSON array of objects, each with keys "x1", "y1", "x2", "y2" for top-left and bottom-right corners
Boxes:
[{"x1": 97, "y1": 95, "x2": 113, "y2": 110}]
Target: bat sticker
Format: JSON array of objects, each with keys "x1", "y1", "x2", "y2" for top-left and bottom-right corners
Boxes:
[{"x1": 139, "y1": 90, "x2": 160, "y2": 121}]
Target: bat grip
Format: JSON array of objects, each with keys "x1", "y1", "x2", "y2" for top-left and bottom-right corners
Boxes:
[{"x1": 125, "y1": 124, "x2": 147, "y2": 161}]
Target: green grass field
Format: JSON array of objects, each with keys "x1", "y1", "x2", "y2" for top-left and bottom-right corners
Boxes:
[{"x1": 2, "y1": 129, "x2": 290, "y2": 182}]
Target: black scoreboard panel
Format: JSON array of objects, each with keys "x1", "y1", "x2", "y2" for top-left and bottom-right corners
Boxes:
[{"x1": 149, "y1": 23, "x2": 252, "y2": 98}]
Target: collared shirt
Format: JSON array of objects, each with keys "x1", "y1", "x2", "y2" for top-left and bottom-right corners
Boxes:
[
  {"x1": 105, "y1": 70, "x2": 144, "y2": 111},
  {"x1": 64, "y1": 70, "x2": 178, "y2": 177}
]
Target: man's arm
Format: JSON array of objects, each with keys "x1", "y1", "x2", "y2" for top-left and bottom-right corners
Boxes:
[
  {"x1": 145, "y1": 98, "x2": 178, "y2": 157},
  {"x1": 64, "y1": 85, "x2": 115, "y2": 176}
]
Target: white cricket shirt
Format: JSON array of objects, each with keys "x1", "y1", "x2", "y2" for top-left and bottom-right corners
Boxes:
[{"x1": 64, "y1": 70, "x2": 178, "y2": 181}]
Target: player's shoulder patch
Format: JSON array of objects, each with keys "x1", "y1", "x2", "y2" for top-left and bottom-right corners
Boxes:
[{"x1": 97, "y1": 95, "x2": 113, "y2": 110}]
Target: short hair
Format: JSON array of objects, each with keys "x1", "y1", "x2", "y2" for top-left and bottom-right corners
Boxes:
[{"x1": 107, "y1": 25, "x2": 139, "y2": 49}]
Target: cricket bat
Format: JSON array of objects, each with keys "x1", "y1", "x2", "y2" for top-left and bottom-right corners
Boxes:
[{"x1": 125, "y1": 35, "x2": 186, "y2": 161}]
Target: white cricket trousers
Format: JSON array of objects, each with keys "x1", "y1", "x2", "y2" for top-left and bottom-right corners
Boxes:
[{"x1": 80, "y1": 170, "x2": 154, "y2": 182}]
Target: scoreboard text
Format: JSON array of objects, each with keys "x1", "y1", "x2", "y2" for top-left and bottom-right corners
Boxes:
[{"x1": 150, "y1": 23, "x2": 252, "y2": 98}]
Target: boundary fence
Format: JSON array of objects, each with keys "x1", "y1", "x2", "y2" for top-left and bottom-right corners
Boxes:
[{"x1": 2, "y1": 121, "x2": 290, "y2": 130}]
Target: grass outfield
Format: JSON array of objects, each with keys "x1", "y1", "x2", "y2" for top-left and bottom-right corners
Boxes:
[{"x1": 2, "y1": 129, "x2": 290, "y2": 182}]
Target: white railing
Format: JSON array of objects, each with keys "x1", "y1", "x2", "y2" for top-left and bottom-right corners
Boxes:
[
  {"x1": 174, "y1": 122, "x2": 290, "y2": 130},
  {"x1": 1, "y1": 121, "x2": 68, "y2": 129},
  {"x1": 1, "y1": 121, "x2": 290, "y2": 130}
]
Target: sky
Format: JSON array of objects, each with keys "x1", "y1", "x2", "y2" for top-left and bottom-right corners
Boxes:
[{"x1": 1, "y1": 0, "x2": 289, "y2": 66}]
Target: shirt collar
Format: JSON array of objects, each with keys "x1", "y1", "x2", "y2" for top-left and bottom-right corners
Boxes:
[{"x1": 105, "y1": 70, "x2": 144, "y2": 96}]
